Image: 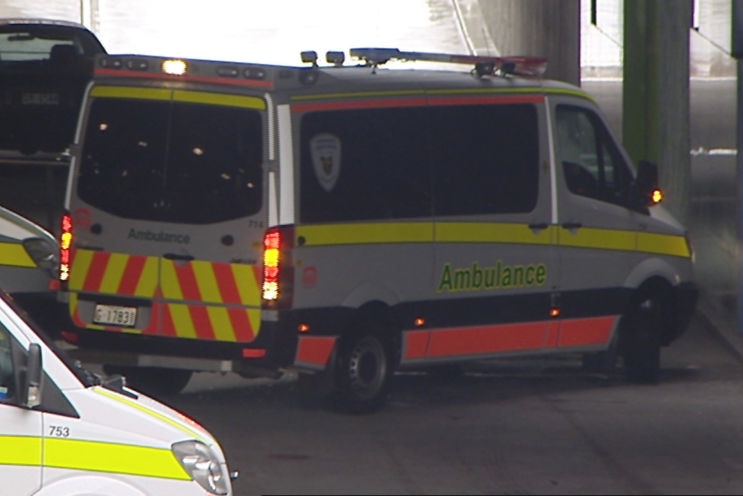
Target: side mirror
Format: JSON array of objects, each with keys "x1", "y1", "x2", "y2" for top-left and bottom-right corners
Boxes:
[
  {"x1": 23, "y1": 344, "x2": 42, "y2": 408},
  {"x1": 632, "y1": 160, "x2": 663, "y2": 208}
]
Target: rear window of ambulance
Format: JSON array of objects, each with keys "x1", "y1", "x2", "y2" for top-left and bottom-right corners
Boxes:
[{"x1": 77, "y1": 98, "x2": 263, "y2": 223}]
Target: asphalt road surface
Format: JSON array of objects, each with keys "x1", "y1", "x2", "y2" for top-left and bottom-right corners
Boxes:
[{"x1": 168, "y1": 311, "x2": 743, "y2": 495}]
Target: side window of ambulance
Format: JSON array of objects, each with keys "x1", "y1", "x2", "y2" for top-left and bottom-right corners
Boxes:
[
  {"x1": 300, "y1": 107, "x2": 431, "y2": 222},
  {"x1": 0, "y1": 326, "x2": 15, "y2": 401},
  {"x1": 430, "y1": 104, "x2": 539, "y2": 216},
  {"x1": 556, "y1": 104, "x2": 633, "y2": 207}
]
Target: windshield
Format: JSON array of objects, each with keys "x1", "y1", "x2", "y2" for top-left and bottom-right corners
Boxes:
[{"x1": 77, "y1": 98, "x2": 264, "y2": 223}]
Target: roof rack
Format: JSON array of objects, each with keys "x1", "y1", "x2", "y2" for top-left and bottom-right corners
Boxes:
[{"x1": 348, "y1": 47, "x2": 547, "y2": 77}]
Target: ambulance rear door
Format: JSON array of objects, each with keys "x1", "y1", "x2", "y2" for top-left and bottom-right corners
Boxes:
[
  {"x1": 66, "y1": 86, "x2": 268, "y2": 347},
  {"x1": 427, "y1": 92, "x2": 557, "y2": 361}
]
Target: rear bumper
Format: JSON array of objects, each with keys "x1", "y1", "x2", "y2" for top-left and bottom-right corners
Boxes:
[{"x1": 59, "y1": 316, "x2": 297, "y2": 374}]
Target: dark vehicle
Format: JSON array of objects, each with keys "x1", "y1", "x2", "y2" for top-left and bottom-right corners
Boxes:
[{"x1": 0, "y1": 19, "x2": 106, "y2": 161}]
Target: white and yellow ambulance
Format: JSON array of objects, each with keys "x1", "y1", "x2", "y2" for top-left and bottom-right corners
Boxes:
[
  {"x1": 58, "y1": 48, "x2": 697, "y2": 412},
  {"x1": 0, "y1": 288, "x2": 236, "y2": 495}
]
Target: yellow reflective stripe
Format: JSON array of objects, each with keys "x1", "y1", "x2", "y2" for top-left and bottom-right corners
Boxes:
[
  {"x1": 173, "y1": 89, "x2": 266, "y2": 109},
  {"x1": 160, "y1": 260, "x2": 184, "y2": 300},
  {"x1": 637, "y1": 231, "x2": 691, "y2": 257},
  {"x1": 69, "y1": 249, "x2": 94, "y2": 291},
  {"x1": 91, "y1": 85, "x2": 171, "y2": 101},
  {"x1": 0, "y1": 242, "x2": 35, "y2": 267},
  {"x1": 0, "y1": 435, "x2": 42, "y2": 465},
  {"x1": 436, "y1": 222, "x2": 553, "y2": 245},
  {"x1": 233, "y1": 264, "x2": 261, "y2": 305},
  {"x1": 135, "y1": 256, "x2": 160, "y2": 297},
  {"x1": 192, "y1": 260, "x2": 220, "y2": 302},
  {"x1": 44, "y1": 437, "x2": 190, "y2": 480},
  {"x1": 296, "y1": 223, "x2": 434, "y2": 246},
  {"x1": 167, "y1": 304, "x2": 198, "y2": 338},
  {"x1": 98, "y1": 252, "x2": 128, "y2": 293},
  {"x1": 207, "y1": 306, "x2": 236, "y2": 341},
  {"x1": 296, "y1": 222, "x2": 690, "y2": 258},
  {"x1": 559, "y1": 227, "x2": 636, "y2": 252},
  {"x1": 93, "y1": 387, "x2": 206, "y2": 441}
]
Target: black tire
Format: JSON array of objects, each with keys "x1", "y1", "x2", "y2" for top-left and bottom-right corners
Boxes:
[
  {"x1": 333, "y1": 332, "x2": 393, "y2": 414},
  {"x1": 103, "y1": 365, "x2": 192, "y2": 397},
  {"x1": 620, "y1": 283, "x2": 670, "y2": 384}
]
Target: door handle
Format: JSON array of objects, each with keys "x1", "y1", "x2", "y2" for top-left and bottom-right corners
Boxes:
[
  {"x1": 163, "y1": 253, "x2": 195, "y2": 261},
  {"x1": 528, "y1": 222, "x2": 549, "y2": 230},
  {"x1": 561, "y1": 222, "x2": 583, "y2": 230}
]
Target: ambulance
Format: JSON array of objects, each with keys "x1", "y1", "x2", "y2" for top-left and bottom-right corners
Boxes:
[
  {"x1": 0, "y1": 288, "x2": 236, "y2": 495},
  {"x1": 58, "y1": 48, "x2": 698, "y2": 413}
]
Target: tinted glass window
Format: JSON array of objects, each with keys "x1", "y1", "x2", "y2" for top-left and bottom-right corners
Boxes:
[
  {"x1": 0, "y1": 24, "x2": 106, "y2": 153},
  {"x1": 431, "y1": 104, "x2": 539, "y2": 216},
  {"x1": 556, "y1": 104, "x2": 633, "y2": 207},
  {"x1": 78, "y1": 98, "x2": 264, "y2": 223},
  {"x1": 300, "y1": 107, "x2": 432, "y2": 223}
]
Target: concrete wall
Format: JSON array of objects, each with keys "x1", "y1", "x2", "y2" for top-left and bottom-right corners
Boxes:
[{"x1": 476, "y1": 0, "x2": 580, "y2": 85}]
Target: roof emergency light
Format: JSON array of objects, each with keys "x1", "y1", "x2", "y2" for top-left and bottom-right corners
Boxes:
[
  {"x1": 162, "y1": 59, "x2": 187, "y2": 75},
  {"x1": 349, "y1": 47, "x2": 548, "y2": 77}
]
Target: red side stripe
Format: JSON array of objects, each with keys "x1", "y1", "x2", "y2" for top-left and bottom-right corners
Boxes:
[
  {"x1": 295, "y1": 336, "x2": 336, "y2": 368},
  {"x1": 403, "y1": 330, "x2": 430, "y2": 360},
  {"x1": 557, "y1": 316, "x2": 616, "y2": 347},
  {"x1": 426, "y1": 321, "x2": 548, "y2": 358},
  {"x1": 292, "y1": 97, "x2": 427, "y2": 113},
  {"x1": 428, "y1": 94, "x2": 544, "y2": 106}
]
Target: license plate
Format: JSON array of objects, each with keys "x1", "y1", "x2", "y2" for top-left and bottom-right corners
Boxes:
[
  {"x1": 93, "y1": 304, "x2": 137, "y2": 327},
  {"x1": 21, "y1": 92, "x2": 60, "y2": 105}
]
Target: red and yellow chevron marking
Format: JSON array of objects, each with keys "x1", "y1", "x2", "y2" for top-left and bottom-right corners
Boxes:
[{"x1": 68, "y1": 249, "x2": 262, "y2": 342}]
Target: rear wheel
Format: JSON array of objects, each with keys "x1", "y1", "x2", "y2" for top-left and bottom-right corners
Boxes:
[
  {"x1": 103, "y1": 365, "x2": 192, "y2": 397},
  {"x1": 333, "y1": 332, "x2": 393, "y2": 414},
  {"x1": 620, "y1": 283, "x2": 670, "y2": 384}
]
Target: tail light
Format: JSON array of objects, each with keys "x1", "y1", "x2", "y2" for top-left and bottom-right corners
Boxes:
[
  {"x1": 59, "y1": 212, "x2": 73, "y2": 290},
  {"x1": 261, "y1": 226, "x2": 294, "y2": 309}
]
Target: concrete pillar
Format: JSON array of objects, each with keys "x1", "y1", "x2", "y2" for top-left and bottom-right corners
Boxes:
[
  {"x1": 476, "y1": 0, "x2": 581, "y2": 85},
  {"x1": 623, "y1": 0, "x2": 691, "y2": 223}
]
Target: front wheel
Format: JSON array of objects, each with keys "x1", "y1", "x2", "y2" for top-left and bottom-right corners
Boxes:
[
  {"x1": 333, "y1": 333, "x2": 393, "y2": 414},
  {"x1": 620, "y1": 284, "x2": 670, "y2": 384}
]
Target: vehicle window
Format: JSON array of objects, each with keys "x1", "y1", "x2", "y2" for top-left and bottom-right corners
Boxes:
[
  {"x1": 299, "y1": 107, "x2": 432, "y2": 222},
  {"x1": 0, "y1": 325, "x2": 15, "y2": 401},
  {"x1": 78, "y1": 98, "x2": 264, "y2": 223},
  {"x1": 431, "y1": 104, "x2": 539, "y2": 216},
  {"x1": 556, "y1": 104, "x2": 633, "y2": 207},
  {"x1": 0, "y1": 24, "x2": 105, "y2": 154},
  {"x1": 0, "y1": 25, "x2": 104, "y2": 61}
]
